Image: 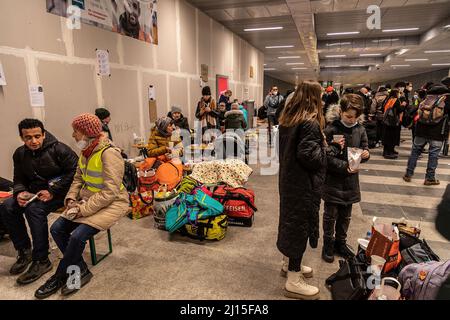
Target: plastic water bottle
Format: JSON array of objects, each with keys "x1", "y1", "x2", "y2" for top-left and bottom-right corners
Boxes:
[{"x1": 365, "y1": 231, "x2": 372, "y2": 241}]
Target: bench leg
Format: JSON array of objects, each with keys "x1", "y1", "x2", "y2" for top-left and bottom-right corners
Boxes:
[{"x1": 89, "y1": 229, "x2": 113, "y2": 266}]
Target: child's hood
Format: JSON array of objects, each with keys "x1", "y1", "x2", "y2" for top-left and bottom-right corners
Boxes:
[{"x1": 325, "y1": 104, "x2": 365, "y2": 125}]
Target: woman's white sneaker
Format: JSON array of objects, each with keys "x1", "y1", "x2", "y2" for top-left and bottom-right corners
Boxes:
[{"x1": 284, "y1": 271, "x2": 320, "y2": 300}]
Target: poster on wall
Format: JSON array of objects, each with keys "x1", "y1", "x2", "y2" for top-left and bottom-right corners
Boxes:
[
  {"x1": 29, "y1": 85, "x2": 45, "y2": 107},
  {"x1": 148, "y1": 85, "x2": 156, "y2": 101},
  {"x1": 0, "y1": 62, "x2": 6, "y2": 86},
  {"x1": 46, "y1": 0, "x2": 158, "y2": 45},
  {"x1": 96, "y1": 49, "x2": 111, "y2": 76}
]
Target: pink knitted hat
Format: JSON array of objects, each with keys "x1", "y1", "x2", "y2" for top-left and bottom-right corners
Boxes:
[{"x1": 72, "y1": 113, "x2": 103, "y2": 138}]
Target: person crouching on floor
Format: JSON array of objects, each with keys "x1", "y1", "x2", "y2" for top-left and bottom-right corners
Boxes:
[
  {"x1": 147, "y1": 117, "x2": 183, "y2": 158},
  {"x1": 34, "y1": 113, "x2": 130, "y2": 299},
  {"x1": 322, "y1": 94, "x2": 370, "y2": 263}
]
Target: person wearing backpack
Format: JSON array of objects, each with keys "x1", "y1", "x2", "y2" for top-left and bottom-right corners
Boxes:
[
  {"x1": 277, "y1": 81, "x2": 327, "y2": 300},
  {"x1": 403, "y1": 84, "x2": 450, "y2": 185},
  {"x1": 382, "y1": 89, "x2": 405, "y2": 159},
  {"x1": 371, "y1": 87, "x2": 389, "y2": 147},
  {"x1": 34, "y1": 113, "x2": 130, "y2": 299},
  {"x1": 322, "y1": 94, "x2": 370, "y2": 263}
]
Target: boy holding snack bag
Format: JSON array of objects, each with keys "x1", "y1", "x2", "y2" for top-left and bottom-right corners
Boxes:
[{"x1": 322, "y1": 94, "x2": 370, "y2": 263}]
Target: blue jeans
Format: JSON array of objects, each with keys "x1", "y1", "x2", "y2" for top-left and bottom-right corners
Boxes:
[
  {"x1": 406, "y1": 137, "x2": 443, "y2": 180},
  {"x1": 50, "y1": 217, "x2": 99, "y2": 276},
  {"x1": 0, "y1": 197, "x2": 63, "y2": 261}
]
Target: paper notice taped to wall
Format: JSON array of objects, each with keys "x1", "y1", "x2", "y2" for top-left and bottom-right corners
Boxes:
[
  {"x1": 0, "y1": 62, "x2": 6, "y2": 86},
  {"x1": 96, "y1": 49, "x2": 111, "y2": 76},
  {"x1": 29, "y1": 85, "x2": 45, "y2": 107},
  {"x1": 148, "y1": 85, "x2": 156, "y2": 101}
]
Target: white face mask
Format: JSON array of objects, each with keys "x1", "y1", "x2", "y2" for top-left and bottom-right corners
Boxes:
[{"x1": 75, "y1": 139, "x2": 89, "y2": 150}]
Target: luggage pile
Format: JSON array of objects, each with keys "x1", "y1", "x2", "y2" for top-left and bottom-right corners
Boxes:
[
  {"x1": 326, "y1": 217, "x2": 449, "y2": 300},
  {"x1": 128, "y1": 158, "x2": 258, "y2": 242},
  {"x1": 127, "y1": 155, "x2": 183, "y2": 220}
]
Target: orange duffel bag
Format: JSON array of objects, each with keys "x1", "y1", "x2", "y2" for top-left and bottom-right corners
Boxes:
[{"x1": 155, "y1": 159, "x2": 183, "y2": 191}]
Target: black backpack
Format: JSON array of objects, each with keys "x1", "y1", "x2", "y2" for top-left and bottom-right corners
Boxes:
[
  {"x1": 101, "y1": 147, "x2": 138, "y2": 193},
  {"x1": 123, "y1": 161, "x2": 138, "y2": 193},
  {"x1": 325, "y1": 257, "x2": 370, "y2": 300}
]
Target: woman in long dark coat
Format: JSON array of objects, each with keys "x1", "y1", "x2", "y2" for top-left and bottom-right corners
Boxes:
[{"x1": 277, "y1": 81, "x2": 327, "y2": 300}]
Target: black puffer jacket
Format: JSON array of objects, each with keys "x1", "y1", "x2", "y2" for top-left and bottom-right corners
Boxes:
[
  {"x1": 323, "y1": 105, "x2": 369, "y2": 205},
  {"x1": 277, "y1": 120, "x2": 327, "y2": 259},
  {"x1": 12, "y1": 132, "x2": 78, "y2": 199}
]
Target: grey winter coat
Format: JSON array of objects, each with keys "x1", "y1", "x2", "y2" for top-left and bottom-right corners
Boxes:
[
  {"x1": 323, "y1": 105, "x2": 369, "y2": 205},
  {"x1": 264, "y1": 94, "x2": 284, "y2": 116}
]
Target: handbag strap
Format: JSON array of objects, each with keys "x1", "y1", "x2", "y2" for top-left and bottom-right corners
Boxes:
[
  {"x1": 138, "y1": 192, "x2": 153, "y2": 206},
  {"x1": 215, "y1": 191, "x2": 257, "y2": 212}
]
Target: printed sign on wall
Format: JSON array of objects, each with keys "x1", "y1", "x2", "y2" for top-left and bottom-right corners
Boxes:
[
  {"x1": 0, "y1": 62, "x2": 6, "y2": 86},
  {"x1": 29, "y1": 85, "x2": 45, "y2": 107},
  {"x1": 47, "y1": 0, "x2": 158, "y2": 45},
  {"x1": 96, "y1": 49, "x2": 111, "y2": 76}
]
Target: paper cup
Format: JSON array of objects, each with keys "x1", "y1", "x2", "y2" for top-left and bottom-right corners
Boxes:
[
  {"x1": 370, "y1": 255, "x2": 386, "y2": 274},
  {"x1": 333, "y1": 135, "x2": 344, "y2": 143}
]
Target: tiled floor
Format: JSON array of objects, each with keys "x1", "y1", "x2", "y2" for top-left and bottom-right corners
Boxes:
[{"x1": 0, "y1": 128, "x2": 448, "y2": 300}]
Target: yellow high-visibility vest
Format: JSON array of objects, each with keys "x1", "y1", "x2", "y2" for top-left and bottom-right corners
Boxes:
[{"x1": 79, "y1": 146, "x2": 124, "y2": 192}]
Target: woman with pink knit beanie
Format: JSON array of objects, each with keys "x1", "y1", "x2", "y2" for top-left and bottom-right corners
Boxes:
[{"x1": 34, "y1": 113, "x2": 129, "y2": 300}]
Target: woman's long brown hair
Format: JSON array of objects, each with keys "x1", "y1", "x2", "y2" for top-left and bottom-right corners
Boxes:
[{"x1": 279, "y1": 80, "x2": 325, "y2": 129}]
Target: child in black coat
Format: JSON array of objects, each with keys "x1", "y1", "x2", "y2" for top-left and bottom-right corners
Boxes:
[{"x1": 322, "y1": 94, "x2": 370, "y2": 263}]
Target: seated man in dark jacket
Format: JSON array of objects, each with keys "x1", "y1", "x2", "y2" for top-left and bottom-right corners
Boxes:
[{"x1": 0, "y1": 119, "x2": 78, "y2": 285}]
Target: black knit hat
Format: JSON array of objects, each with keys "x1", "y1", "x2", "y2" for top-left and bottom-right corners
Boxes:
[
  {"x1": 95, "y1": 107, "x2": 111, "y2": 121},
  {"x1": 202, "y1": 86, "x2": 211, "y2": 96}
]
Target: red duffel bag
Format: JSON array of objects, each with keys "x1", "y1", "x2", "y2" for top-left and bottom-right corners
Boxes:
[{"x1": 213, "y1": 186, "x2": 257, "y2": 227}]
